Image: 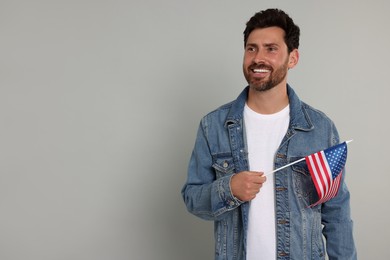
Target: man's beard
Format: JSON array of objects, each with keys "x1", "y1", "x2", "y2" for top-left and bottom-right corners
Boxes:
[{"x1": 244, "y1": 60, "x2": 289, "y2": 92}]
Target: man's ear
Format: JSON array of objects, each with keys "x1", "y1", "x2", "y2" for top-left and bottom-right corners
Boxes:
[{"x1": 288, "y1": 49, "x2": 299, "y2": 69}]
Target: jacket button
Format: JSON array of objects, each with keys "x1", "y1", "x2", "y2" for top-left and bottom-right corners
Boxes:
[
  {"x1": 278, "y1": 219, "x2": 289, "y2": 224},
  {"x1": 223, "y1": 161, "x2": 228, "y2": 168}
]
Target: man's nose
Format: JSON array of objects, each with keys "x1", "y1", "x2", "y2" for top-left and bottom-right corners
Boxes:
[{"x1": 253, "y1": 49, "x2": 266, "y2": 64}]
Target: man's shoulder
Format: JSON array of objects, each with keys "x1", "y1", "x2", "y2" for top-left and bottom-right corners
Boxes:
[
  {"x1": 301, "y1": 101, "x2": 332, "y2": 120},
  {"x1": 204, "y1": 100, "x2": 235, "y2": 118},
  {"x1": 299, "y1": 101, "x2": 336, "y2": 130},
  {"x1": 199, "y1": 100, "x2": 235, "y2": 129},
  {"x1": 202, "y1": 87, "x2": 248, "y2": 121}
]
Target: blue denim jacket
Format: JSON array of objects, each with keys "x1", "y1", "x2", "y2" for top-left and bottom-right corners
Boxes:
[{"x1": 182, "y1": 85, "x2": 356, "y2": 260}]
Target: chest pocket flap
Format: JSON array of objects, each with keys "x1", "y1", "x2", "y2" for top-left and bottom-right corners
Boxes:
[{"x1": 212, "y1": 155, "x2": 235, "y2": 178}]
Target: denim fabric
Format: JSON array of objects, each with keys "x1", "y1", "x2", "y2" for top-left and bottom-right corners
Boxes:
[{"x1": 182, "y1": 85, "x2": 357, "y2": 260}]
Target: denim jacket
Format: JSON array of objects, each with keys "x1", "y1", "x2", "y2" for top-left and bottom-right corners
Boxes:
[{"x1": 182, "y1": 85, "x2": 357, "y2": 260}]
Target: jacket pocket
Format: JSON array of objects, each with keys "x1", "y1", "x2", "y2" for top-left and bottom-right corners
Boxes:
[
  {"x1": 290, "y1": 158, "x2": 318, "y2": 206},
  {"x1": 212, "y1": 154, "x2": 235, "y2": 179}
]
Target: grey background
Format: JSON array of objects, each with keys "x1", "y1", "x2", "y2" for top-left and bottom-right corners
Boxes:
[{"x1": 1, "y1": 0, "x2": 388, "y2": 259}]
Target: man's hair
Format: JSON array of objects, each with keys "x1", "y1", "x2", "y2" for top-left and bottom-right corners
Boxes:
[{"x1": 243, "y1": 8, "x2": 300, "y2": 53}]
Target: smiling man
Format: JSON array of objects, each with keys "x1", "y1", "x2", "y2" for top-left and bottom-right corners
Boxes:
[{"x1": 182, "y1": 9, "x2": 356, "y2": 260}]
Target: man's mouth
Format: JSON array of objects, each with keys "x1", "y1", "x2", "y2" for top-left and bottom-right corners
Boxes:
[
  {"x1": 252, "y1": 68, "x2": 271, "y2": 73},
  {"x1": 249, "y1": 64, "x2": 272, "y2": 75}
]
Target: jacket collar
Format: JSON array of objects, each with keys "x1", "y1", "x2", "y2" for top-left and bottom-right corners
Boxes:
[{"x1": 225, "y1": 84, "x2": 314, "y2": 132}]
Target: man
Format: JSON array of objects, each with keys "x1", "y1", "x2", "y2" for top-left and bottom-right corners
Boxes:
[{"x1": 182, "y1": 8, "x2": 356, "y2": 260}]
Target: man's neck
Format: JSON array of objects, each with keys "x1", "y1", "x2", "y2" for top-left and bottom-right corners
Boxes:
[{"x1": 246, "y1": 84, "x2": 289, "y2": 114}]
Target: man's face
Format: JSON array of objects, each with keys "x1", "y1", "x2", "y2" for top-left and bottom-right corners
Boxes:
[{"x1": 243, "y1": 27, "x2": 296, "y2": 92}]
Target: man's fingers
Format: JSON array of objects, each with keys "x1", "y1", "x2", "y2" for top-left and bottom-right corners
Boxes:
[
  {"x1": 250, "y1": 172, "x2": 266, "y2": 184},
  {"x1": 230, "y1": 171, "x2": 267, "y2": 201}
]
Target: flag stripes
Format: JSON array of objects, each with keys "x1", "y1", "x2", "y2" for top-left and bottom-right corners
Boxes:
[{"x1": 305, "y1": 142, "x2": 347, "y2": 207}]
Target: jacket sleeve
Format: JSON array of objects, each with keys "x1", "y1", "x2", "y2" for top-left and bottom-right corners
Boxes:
[
  {"x1": 181, "y1": 121, "x2": 242, "y2": 221},
  {"x1": 321, "y1": 129, "x2": 357, "y2": 259}
]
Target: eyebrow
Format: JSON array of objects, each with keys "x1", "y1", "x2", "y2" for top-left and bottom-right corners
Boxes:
[
  {"x1": 264, "y1": 43, "x2": 280, "y2": 48},
  {"x1": 246, "y1": 42, "x2": 280, "y2": 48},
  {"x1": 245, "y1": 43, "x2": 257, "y2": 47}
]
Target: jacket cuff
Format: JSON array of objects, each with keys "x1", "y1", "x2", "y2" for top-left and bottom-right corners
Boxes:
[{"x1": 217, "y1": 174, "x2": 243, "y2": 210}]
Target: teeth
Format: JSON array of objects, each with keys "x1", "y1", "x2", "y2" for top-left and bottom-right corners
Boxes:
[{"x1": 253, "y1": 69, "x2": 269, "y2": 73}]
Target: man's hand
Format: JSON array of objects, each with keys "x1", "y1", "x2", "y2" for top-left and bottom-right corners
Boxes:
[{"x1": 230, "y1": 171, "x2": 266, "y2": 202}]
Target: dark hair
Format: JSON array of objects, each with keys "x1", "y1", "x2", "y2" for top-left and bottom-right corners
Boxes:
[{"x1": 243, "y1": 8, "x2": 300, "y2": 53}]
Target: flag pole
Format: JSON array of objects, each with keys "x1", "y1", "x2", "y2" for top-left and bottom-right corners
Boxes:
[
  {"x1": 264, "y1": 139, "x2": 353, "y2": 177},
  {"x1": 264, "y1": 158, "x2": 305, "y2": 176}
]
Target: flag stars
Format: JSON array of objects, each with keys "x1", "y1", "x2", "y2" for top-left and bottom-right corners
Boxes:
[{"x1": 325, "y1": 145, "x2": 347, "y2": 178}]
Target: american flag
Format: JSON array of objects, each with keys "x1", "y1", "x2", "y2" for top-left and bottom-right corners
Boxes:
[{"x1": 305, "y1": 142, "x2": 348, "y2": 207}]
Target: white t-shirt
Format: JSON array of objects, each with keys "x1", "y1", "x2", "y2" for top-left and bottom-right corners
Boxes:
[{"x1": 244, "y1": 103, "x2": 289, "y2": 260}]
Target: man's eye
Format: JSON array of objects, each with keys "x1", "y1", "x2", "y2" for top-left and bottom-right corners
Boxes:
[{"x1": 247, "y1": 47, "x2": 255, "y2": 52}]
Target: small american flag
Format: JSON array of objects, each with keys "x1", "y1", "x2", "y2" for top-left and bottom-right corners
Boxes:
[{"x1": 305, "y1": 142, "x2": 348, "y2": 207}]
